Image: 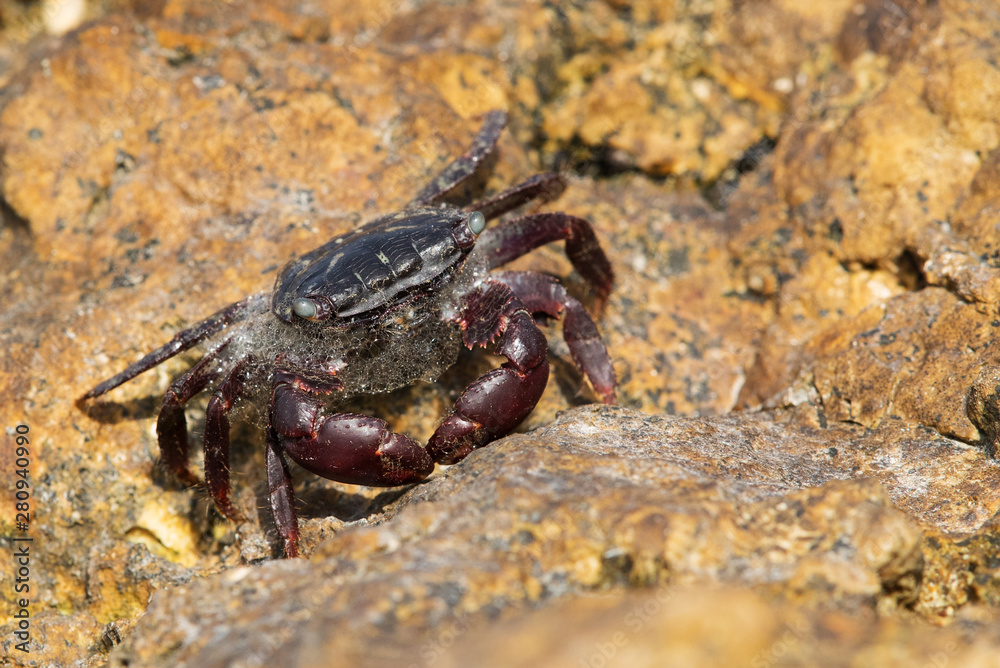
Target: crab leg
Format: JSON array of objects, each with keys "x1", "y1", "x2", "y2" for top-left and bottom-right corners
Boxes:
[
  {"x1": 79, "y1": 293, "x2": 266, "y2": 401},
  {"x1": 427, "y1": 279, "x2": 550, "y2": 465},
  {"x1": 476, "y1": 213, "x2": 614, "y2": 309},
  {"x1": 265, "y1": 429, "x2": 298, "y2": 557},
  {"x1": 156, "y1": 338, "x2": 233, "y2": 486},
  {"x1": 202, "y1": 356, "x2": 256, "y2": 522},
  {"x1": 494, "y1": 271, "x2": 616, "y2": 404},
  {"x1": 467, "y1": 173, "x2": 566, "y2": 221},
  {"x1": 409, "y1": 110, "x2": 508, "y2": 206}
]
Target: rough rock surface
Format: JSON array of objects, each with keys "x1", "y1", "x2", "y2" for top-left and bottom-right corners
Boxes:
[
  {"x1": 100, "y1": 407, "x2": 1000, "y2": 666},
  {"x1": 3, "y1": 0, "x2": 1000, "y2": 666}
]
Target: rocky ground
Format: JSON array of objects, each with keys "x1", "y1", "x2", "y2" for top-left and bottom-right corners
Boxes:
[{"x1": 3, "y1": 0, "x2": 1000, "y2": 666}]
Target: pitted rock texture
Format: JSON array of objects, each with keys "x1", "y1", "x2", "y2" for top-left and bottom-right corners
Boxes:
[
  {"x1": 3, "y1": 0, "x2": 1000, "y2": 666},
  {"x1": 106, "y1": 407, "x2": 997, "y2": 667}
]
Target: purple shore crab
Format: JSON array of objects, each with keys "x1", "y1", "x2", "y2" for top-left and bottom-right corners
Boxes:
[{"x1": 80, "y1": 111, "x2": 616, "y2": 557}]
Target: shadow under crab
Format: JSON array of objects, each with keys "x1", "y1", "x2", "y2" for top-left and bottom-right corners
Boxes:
[{"x1": 79, "y1": 111, "x2": 616, "y2": 558}]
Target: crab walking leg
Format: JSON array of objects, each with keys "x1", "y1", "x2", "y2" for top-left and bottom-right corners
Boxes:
[
  {"x1": 427, "y1": 279, "x2": 550, "y2": 465},
  {"x1": 265, "y1": 430, "x2": 299, "y2": 558},
  {"x1": 467, "y1": 173, "x2": 566, "y2": 221},
  {"x1": 494, "y1": 271, "x2": 616, "y2": 404},
  {"x1": 156, "y1": 338, "x2": 233, "y2": 486},
  {"x1": 202, "y1": 356, "x2": 256, "y2": 522},
  {"x1": 79, "y1": 293, "x2": 267, "y2": 402},
  {"x1": 409, "y1": 109, "x2": 508, "y2": 207},
  {"x1": 476, "y1": 213, "x2": 615, "y2": 308}
]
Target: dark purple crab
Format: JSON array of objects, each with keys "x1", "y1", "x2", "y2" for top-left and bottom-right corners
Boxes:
[{"x1": 80, "y1": 111, "x2": 615, "y2": 557}]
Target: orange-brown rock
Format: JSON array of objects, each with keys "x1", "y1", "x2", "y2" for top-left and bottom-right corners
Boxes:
[{"x1": 3, "y1": 0, "x2": 1000, "y2": 666}]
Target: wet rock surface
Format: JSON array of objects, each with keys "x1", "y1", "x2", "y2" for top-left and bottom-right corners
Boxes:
[{"x1": 3, "y1": 0, "x2": 1000, "y2": 666}]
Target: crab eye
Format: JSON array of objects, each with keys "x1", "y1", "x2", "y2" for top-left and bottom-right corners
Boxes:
[
  {"x1": 468, "y1": 211, "x2": 486, "y2": 235},
  {"x1": 292, "y1": 298, "x2": 318, "y2": 319}
]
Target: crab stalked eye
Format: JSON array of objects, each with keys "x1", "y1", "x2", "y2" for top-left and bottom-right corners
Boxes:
[
  {"x1": 468, "y1": 211, "x2": 486, "y2": 235},
  {"x1": 451, "y1": 211, "x2": 485, "y2": 250},
  {"x1": 292, "y1": 298, "x2": 318, "y2": 319}
]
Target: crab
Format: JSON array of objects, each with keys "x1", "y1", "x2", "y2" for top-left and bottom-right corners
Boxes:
[{"x1": 79, "y1": 110, "x2": 616, "y2": 557}]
